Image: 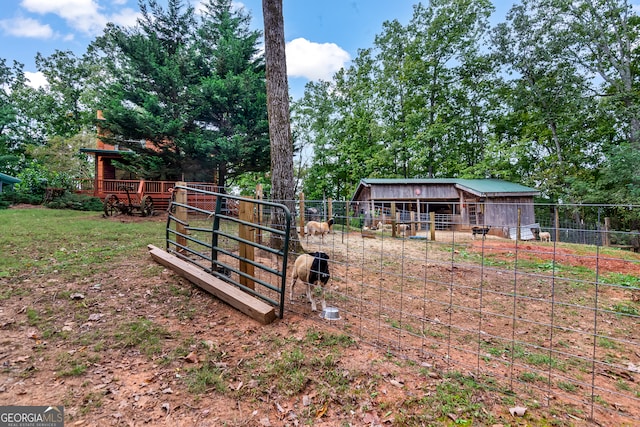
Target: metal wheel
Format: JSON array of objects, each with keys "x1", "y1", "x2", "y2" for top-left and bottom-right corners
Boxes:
[
  {"x1": 103, "y1": 194, "x2": 120, "y2": 216},
  {"x1": 140, "y1": 195, "x2": 154, "y2": 217}
]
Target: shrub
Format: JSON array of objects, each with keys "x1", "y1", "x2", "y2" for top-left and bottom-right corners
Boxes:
[
  {"x1": 14, "y1": 161, "x2": 75, "y2": 204},
  {"x1": 44, "y1": 192, "x2": 103, "y2": 211},
  {"x1": 0, "y1": 189, "x2": 42, "y2": 207}
]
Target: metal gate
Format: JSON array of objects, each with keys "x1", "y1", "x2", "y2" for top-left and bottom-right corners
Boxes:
[{"x1": 165, "y1": 184, "x2": 292, "y2": 318}]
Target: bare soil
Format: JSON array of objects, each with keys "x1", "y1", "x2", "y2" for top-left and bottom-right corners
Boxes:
[{"x1": 1, "y1": 210, "x2": 638, "y2": 426}]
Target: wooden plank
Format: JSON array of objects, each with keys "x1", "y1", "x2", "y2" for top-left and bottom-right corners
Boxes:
[
  {"x1": 239, "y1": 200, "x2": 255, "y2": 290},
  {"x1": 147, "y1": 245, "x2": 276, "y2": 324}
]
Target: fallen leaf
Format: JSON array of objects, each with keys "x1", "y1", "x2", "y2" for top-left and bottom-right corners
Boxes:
[
  {"x1": 259, "y1": 417, "x2": 271, "y2": 426},
  {"x1": 184, "y1": 352, "x2": 198, "y2": 363},
  {"x1": 315, "y1": 402, "x2": 328, "y2": 419},
  {"x1": 509, "y1": 406, "x2": 527, "y2": 416},
  {"x1": 389, "y1": 379, "x2": 404, "y2": 387}
]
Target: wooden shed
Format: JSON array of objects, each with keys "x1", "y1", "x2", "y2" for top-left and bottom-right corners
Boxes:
[{"x1": 351, "y1": 178, "x2": 540, "y2": 235}]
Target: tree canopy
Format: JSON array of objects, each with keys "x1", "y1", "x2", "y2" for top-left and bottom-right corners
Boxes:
[
  {"x1": 89, "y1": 0, "x2": 269, "y2": 185},
  {"x1": 292, "y1": 0, "x2": 640, "y2": 206},
  {"x1": 0, "y1": 0, "x2": 638, "y2": 212}
]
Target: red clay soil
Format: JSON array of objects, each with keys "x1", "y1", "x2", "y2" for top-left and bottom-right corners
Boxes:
[{"x1": 469, "y1": 240, "x2": 640, "y2": 277}]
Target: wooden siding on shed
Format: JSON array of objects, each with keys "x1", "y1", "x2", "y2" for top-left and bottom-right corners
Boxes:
[
  {"x1": 484, "y1": 197, "x2": 536, "y2": 226},
  {"x1": 370, "y1": 184, "x2": 459, "y2": 200}
]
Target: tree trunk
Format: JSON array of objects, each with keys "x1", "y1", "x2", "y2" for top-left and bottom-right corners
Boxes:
[{"x1": 262, "y1": 0, "x2": 299, "y2": 252}]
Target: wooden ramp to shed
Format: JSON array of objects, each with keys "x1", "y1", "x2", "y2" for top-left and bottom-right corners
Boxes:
[{"x1": 148, "y1": 245, "x2": 276, "y2": 325}]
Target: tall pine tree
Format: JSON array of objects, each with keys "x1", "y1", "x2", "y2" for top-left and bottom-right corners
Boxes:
[{"x1": 90, "y1": 0, "x2": 269, "y2": 184}]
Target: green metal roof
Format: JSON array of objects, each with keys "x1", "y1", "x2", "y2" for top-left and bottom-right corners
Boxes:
[
  {"x1": 80, "y1": 148, "x2": 132, "y2": 155},
  {"x1": 355, "y1": 178, "x2": 539, "y2": 199},
  {"x1": 0, "y1": 172, "x2": 21, "y2": 185}
]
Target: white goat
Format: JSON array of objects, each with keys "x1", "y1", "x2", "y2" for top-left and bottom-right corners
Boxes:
[
  {"x1": 306, "y1": 218, "x2": 334, "y2": 242},
  {"x1": 539, "y1": 231, "x2": 551, "y2": 242},
  {"x1": 290, "y1": 252, "x2": 330, "y2": 311},
  {"x1": 377, "y1": 221, "x2": 393, "y2": 231}
]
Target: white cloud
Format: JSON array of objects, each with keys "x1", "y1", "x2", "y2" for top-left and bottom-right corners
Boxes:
[
  {"x1": 20, "y1": 0, "x2": 138, "y2": 35},
  {"x1": 0, "y1": 16, "x2": 53, "y2": 38},
  {"x1": 108, "y1": 8, "x2": 141, "y2": 28},
  {"x1": 21, "y1": 0, "x2": 107, "y2": 34},
  {"x1": 24, "y1": 71, "x2": 48, "y2": 88},
  {"x1": 286, "y1": 38, "x2": 350, "y2": 81}
]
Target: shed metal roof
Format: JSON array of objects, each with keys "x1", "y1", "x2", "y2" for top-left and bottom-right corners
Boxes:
[
  {"x1": 80, "y1": 148, "x2": 132, "y2": 155},
  {"x1": 353, "y1": 178, "x2": 539, "y2": 200},
  {"x1": 0, "y1": 172, "x2": 21, "y2": 185}
]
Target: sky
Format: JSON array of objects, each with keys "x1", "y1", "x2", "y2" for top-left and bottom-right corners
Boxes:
[{"x1": 1, "y1": 0, "x2": 514, "y2": 98}]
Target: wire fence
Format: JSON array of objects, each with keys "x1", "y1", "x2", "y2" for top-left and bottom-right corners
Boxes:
[
  {"x1": 173, "y1": 191, "x2": 640, "y2": 424},
  {"x1": 278, "y1": 201, "x2": 639, "y2": 425}
]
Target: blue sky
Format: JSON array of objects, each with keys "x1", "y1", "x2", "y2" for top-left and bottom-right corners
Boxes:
[{"x1": 0, "y1": 0, "x2": 525, "y2": 98}]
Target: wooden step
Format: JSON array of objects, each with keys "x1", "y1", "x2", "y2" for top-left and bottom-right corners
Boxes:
[{"x1": 147, "y1": 245, "x2": 276, "y2": 324}]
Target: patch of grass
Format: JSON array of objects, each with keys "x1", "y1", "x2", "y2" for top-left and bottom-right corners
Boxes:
[
  {"x1": 56, "y1": 352, "x2": 93, "y2": 377},
  {"x1": 184, "y1": 363, "x2": 226, "y2": 394},
  {"x1": 511, "y1": 345, "x2": 566, "y2": 371},
  {"x1": 519, "y1": 371, "x2": 546, "y2": 383},
  {"x1": 598, "y1": 337, "x2": 619, "y2": 349},
  {"x1": 615, "y1": 379, "x2": 631, "y2": 392},
  {"x1": 408, "y1": 371, "x2": 501, "y2": 425},
  {"x1": 557, "y1": 381, "x2": 578, "y2": 392},
  {"x1": 611, "y1": 302, "x2": 639, "y2": 316},
  {"x1": 304, "y1": 329, "x2": 355, "y2": 348},
  {"x1": 602, "y1": 273, "x2": 640, "y2": 289},
  {"x1": 114, "y1": 318, "x2": 170, "y2": 356},
  {"x1": 0, "y1": 209, "x2": 165, "y2": 281},
  {"x1": 26, "y1": 307, "x2": 40, "y2": 326},
  {"x1": 269, "y1": 348, "x2": 307, "y2": 395},
  {"x1": 79, "y1": 391, "x2": 103, "y2": 415}
]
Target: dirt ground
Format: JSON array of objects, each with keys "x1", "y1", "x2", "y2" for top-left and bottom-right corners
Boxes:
[{"x1": 1, "y1": 209, "x2": 639, "y2": 426}]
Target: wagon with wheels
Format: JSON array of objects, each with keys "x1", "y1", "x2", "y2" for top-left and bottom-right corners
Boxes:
[{"x1": 103, "y1": 182, "x2": 154, "y2": 217}]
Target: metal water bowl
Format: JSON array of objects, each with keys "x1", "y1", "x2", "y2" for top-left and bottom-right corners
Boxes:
[{"x1": 320, "y1": 306, "x2": 341, "y2": 321}]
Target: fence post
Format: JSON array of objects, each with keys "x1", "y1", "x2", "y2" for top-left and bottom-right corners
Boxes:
[
  {"x1": 239, "y1": 199, "x2": 255, "y2": 290},
  {"x1": 410, "y1": 211, "x2": 416, "y2": 236},
  {"x1": 555, "y1": 207, "x2": 560, "y2": 243},
  {"x1": 175, "y1": 182, "x2": 188, "y2": 251},
  {"x1": 299, "y1": 192, "x2": 305, "y2": 238},
  {"x1": 256, "y1": 184, "x2": 263, "y2": 245},
  {"x1": 604, "y1": 217, "x2": 610, "y2": 247},
  {"x1": 517, "y1": 208, "x2": 522, "y2": 242},
  {"x1": 430, "y1": 211, "x2": 436, "y2": 241},
  {"x1": 391, "y1": 202, "x2": 397, "y2": 238}
]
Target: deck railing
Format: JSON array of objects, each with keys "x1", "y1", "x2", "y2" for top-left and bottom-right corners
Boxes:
[
  {"x1": 74, "y1": 179, "x2": 219, "y2": 212},
  {"x1": 75, "y1": 179, "x2": 218, "y2": 198}
]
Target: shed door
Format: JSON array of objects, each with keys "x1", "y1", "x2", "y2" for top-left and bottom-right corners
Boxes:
[{"x1": 468, "y1": 203, "x2": 485, "y2": 225}]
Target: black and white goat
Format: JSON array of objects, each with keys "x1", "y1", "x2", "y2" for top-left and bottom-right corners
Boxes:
[{"x1": 289, "y1": 252, "x2": 330, "y2": 312}]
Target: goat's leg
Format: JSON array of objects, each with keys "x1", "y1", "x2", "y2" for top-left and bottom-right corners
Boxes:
[
  {"x1": 319, "y1": 286, "x2": 326, "y2": 311},
  {"x1": 306, "y1": 282, "x2": 317, "y2": 311},
  {"x1": 290, "y1": 277, "x2": 297, "y2": 304}
]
